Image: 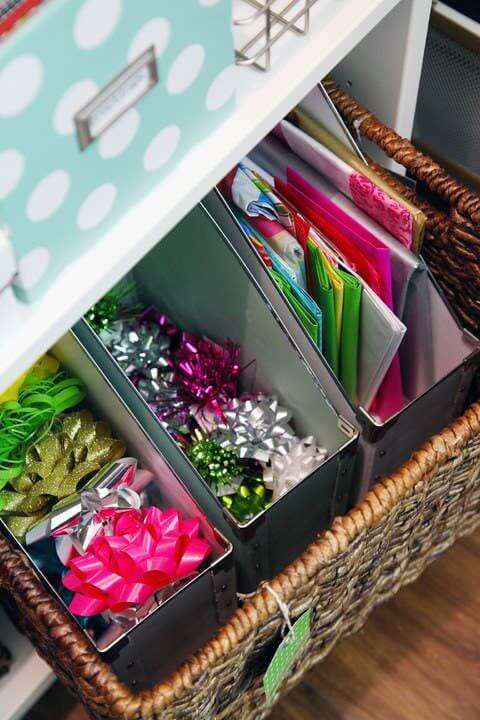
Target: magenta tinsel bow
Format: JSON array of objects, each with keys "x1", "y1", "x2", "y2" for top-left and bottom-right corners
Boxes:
[
  {"x1": 173, "y1": 334, "x2": 240, "y2": 417},
  {"x1": 138, "y1": 306, "x2": 179, "y2": 338}
]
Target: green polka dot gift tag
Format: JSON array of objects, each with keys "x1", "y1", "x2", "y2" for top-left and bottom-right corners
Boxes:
[{"x1": 263, "y1": 609, "x2": 312, "y2": 705}]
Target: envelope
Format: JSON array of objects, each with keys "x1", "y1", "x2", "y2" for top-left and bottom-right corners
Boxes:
[
  {"x1": 282, "y1": 167, "x2": 434, "y2": 398},
  {"x1": 216, "y1": 173, "x2": 407, "y2": 413},
  {"x1": 275, "y1": 175, "x2": 405, "y2": 420},
  {"x1": 248, "y1": 136, "x2": 418, "y2": 319},
  {"x1": 285, "y1": 167, "x2": 395, "y2": 311},
  {"x1": 307, "y1": 235, "x2": 362, "y2": 402},
  {"x1": 270, "y1": 268, "x2": 322, "y2": 349},
  {"x1": 307, "y1": 239, "x2": 338, "y2": 374},
  {"x1": 336, "y1": 267, "x2": 362, "y2": 403},
  {"x1": 323, "y1": 251, "x2": 344, "y2": 351},
  {"x1": 249, "y1": 137, "x2": 409, "y2": 414}
]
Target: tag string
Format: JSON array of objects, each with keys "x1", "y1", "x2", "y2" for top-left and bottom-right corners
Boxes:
[
  {"x1": 263, "y1": 583, "x2": 293, "y2": 636},
  {"x1": 237, "y1": 585, "x2": 293, "y2": 635}
]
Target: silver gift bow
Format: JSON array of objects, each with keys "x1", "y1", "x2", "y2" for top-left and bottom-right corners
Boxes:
[
  {"x1": 263, "y1": 436, "x2": 328, "y2": 502},
  {"x1": 108, "y1": 321, "x2": 174, "y2": 378},
  {"x1": 25, "y1": 458, "x2": 139, "y2": 546},
  {"x1": 216, "y1": 396, "x2": 296, "y2": 463},
  {"x1": 68, "y1": 485, "x2": 142, "y2": 554}
]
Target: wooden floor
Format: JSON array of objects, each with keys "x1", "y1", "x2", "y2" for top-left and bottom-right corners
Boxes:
[{"x1": 27, "y1": 529, "x2": 480, "y2": 720}]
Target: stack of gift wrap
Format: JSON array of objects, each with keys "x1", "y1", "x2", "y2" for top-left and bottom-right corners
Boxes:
[
  {"x1": 86, "y1": 293, "x2": 328, "y2": 524},
  {"x1": 0, "y1": 357, "x2": 214, "y2": 636}
]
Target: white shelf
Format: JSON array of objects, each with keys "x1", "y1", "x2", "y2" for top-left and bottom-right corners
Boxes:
[
  {"x1": 1, "y1": 0, "x2": 407, "y2": 394},
  {"x1": 0, "y1": 606, "x2": 54, "y2": 720}
]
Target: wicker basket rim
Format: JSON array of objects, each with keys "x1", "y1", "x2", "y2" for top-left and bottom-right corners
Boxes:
[{"x1": 2, "y1": 403, "x2": 479, "y2": 718}]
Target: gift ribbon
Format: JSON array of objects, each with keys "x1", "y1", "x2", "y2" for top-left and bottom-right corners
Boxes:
[
  {"x1": 86, "y1": 284, "x2": 140, "y2": 334},
  {"x1": 0, "y1": 354, "x2": 59, "y2": 404},
  {"x1": 220, "y1": 475, "x2": 271, "y2": 523},
  {"x1": 108, "y1": 321, "x2": 175, "y2": 379},
  {"x1": 61, "y1": 507, "x2": 212, "y2": 617},
  {"x1": 216, "y1": 396, "x2": 296, "y2": 463},
  {"x1": 0, "y1": 410, "x2": 126, "y2": 538},
  {"x1": 138, "y1": 306, "x2": 178, "y2": 338},
  {"x1": 187, "y1": 431, "x2": 271, "y2": 522},
  {"x1": 54, "y1": 484, "x2": 142, "y2": 558},
  {"x1": 263, "y1": 436, "x2": 327, "y2": 502},
  {"x1": 174, "y1": 334, "x2": 240, "y2": 418},
  {"x1": 0, "y1": 371, "x2": 85, "y2": 488},
  {"x1": 104, "y1": 312, "x2": 187, "y2": 436},
  {"x1": 188, "y1": 432, "x2": 244, "y2": 497}
]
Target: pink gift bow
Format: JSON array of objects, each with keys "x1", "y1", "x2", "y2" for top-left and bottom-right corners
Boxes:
[{"x1": 61, "y1": 507, "x2": 212, "y2": 617}]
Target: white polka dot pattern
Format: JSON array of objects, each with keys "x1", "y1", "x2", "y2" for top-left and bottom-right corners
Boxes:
[
  {"x1": 166, "y1": 44, "x2": 205, "y2": 95},
  {"x1": 128, "y1": 17, "x2": 170, "y2": 61},
  {"x1": 144, "y1": 126, "x2": 181, "y2": 172},
  {"x1": 13, "y1": 248, "x2": 50, "y2": 290},
  {"x1": 77, "y1": 183, "x2": 117, "y2": 230},
  {"x1": 98, "y1": 109, "x2": 140, "y2": 159},
  {"x1": 1, "y1": 0, "x2": 235, "y2": 300},
  {"x1": 0, "y1": 55, "x2": 43, "y2": 117},
  {"x1": 0, "y1": 150, "x2": 25, "y2": 200},
  {"x1": 53, "y1": 80, "x2": 99, "y2": 135},
  {"x1": 27, "y1": 171, "x2": 71, "y2": 222},
  {"x1": 206, "y1": 65, "x2": 236, "y2": 111},
  {"x1": 74, "y1": 0, "x2": 121, "y2": 50}
]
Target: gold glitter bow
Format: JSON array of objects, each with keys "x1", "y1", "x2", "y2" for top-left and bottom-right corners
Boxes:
[{"x1": 0, "y1": 410, "x2": 126, "y2": 539}]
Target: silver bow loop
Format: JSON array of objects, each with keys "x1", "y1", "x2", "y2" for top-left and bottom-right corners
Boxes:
[
  {"x1": 108, "y1": 321, "x2": 174, "y2": 378},
  {"x1": 72, "y1": 485, "x2": 142, "y2": 554},
  {"x1": 263, "y1": 436, "x2": 328, "y2": 502},
  {"x1": 216, "y1": 396, "x2": 296, "y2": 463}
]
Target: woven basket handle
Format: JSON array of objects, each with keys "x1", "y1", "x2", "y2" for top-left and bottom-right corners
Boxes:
[{"x1": 323, "y1": 78, "x2": 480, "y2": 232}]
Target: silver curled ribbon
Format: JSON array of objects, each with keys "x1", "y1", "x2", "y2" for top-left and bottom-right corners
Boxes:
[
  {"x1": 107, "y1": 320, "x2": 174, "y2": 379},
  {"x1": 216, "y1": 396, "x2": 296, "y2": 463},
  {"x1": 263, "y1": 436, "x2": 328, "y2": 502}
]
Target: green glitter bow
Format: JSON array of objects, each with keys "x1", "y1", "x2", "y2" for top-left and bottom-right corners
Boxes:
[
  {"x1": 0, "y1": 410, "x2": 126, "y2": 539},
  {"x1": 220, "y1": 477, "x2": 271, "y2": 524}
]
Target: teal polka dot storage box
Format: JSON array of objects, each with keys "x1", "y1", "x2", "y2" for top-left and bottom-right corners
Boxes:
[{"x1": 0, "y1": 0, "x2": 236, "y2": 302}]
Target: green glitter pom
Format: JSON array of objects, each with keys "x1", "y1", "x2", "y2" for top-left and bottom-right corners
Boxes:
[
  {"x1": 188, "y1": 434, "x2": 272, "y2": 523},
  {"x1": 188, "y1": 436, "x2": 243, "y2": 495},
  {"x1": 86, "y1": 284, "x2": 139, "y2": 334}
]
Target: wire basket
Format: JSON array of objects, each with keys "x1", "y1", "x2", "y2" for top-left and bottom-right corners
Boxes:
[{"x1": 233, "y1": 0, "x2": 318, "y2": 71}]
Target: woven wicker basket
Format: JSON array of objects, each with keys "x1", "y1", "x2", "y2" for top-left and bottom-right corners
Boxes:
[
  {"x1": 1, "y1": 84, "x2": 480, "y2": 720},
  {"x1": 2, "y1": 404, "x2": 480, "y2": 720}
]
